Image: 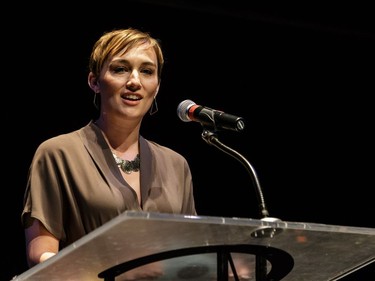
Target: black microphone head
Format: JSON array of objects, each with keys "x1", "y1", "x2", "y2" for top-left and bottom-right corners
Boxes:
[{"x1": 177, "y1": 99, "x2": 196, "y2": 122}]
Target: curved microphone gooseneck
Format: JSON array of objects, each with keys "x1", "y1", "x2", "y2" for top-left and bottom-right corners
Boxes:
[{"x1": 201, "y1": 129, "x2": 270, "y2": 219}]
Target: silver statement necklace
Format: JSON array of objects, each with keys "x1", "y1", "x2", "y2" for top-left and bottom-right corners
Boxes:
[{"x1": 112, "y1": 153, "x2": 140, "y2": 174}]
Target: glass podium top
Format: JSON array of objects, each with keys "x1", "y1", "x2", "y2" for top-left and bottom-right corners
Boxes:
[{"x1": 13, "y1": 211, "x2": 375, "y2": 280}]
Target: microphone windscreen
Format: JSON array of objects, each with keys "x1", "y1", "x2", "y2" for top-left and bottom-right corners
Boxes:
[{"x1": 177, "y1": 99, "x2": 196, "y2": 122}]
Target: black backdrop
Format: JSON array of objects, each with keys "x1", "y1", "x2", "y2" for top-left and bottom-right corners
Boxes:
[{"x1": 5, "y1": 1, "x2": 375, "y2": 280}]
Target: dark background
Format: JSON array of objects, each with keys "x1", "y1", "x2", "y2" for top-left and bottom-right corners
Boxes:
[{"x1": 5, "y1": 1, "x2": 375, "y2": 280}]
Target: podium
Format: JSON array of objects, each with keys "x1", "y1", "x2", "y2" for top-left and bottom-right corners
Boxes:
[{"x1": 13, "y1": 211, "x2": 375, "y2": 280}]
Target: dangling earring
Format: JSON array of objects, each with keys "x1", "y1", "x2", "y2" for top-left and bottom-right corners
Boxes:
[
  {"x1": 93, "y1": 92, "x2": 99, "y2": 110},
  {"x1": 149, "y1": 96, "x2": 158, "y2": 115}
]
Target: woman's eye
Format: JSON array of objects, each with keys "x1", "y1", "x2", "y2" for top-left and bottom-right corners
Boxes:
[
  {"x1": 114, "y1": 66, "x2": 128, "y2": 73},
  {"x1": 141, "y1": 69, "x2": 154, "y2": 75}
]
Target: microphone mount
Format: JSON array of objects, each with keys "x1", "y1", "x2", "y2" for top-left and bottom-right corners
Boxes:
[{"x1": 201, "y1": 128, "x2": 272, "y2": 220}]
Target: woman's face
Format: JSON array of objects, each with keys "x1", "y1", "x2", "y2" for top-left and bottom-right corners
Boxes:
[{"x1": 96, "y1": 42, "x2": 160, "y2": 122}]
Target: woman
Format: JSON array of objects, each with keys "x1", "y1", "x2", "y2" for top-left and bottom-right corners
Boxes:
[{"x1": 21, "y1": 28, "x2": 197, "y2": 270}]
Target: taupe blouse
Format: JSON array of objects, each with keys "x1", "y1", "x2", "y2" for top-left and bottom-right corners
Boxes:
[{"x1": 22, "y1": 121, "x2": 196, "y2": 249}]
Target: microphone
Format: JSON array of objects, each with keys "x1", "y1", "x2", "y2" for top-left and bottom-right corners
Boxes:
[{"x1": 177, "y1": 99, "x2": 245, "y2": 132}]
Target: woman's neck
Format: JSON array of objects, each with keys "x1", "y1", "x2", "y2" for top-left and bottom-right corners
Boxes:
[{"x1": 94, "y1": 118, "x2": 140, "y2": 156}]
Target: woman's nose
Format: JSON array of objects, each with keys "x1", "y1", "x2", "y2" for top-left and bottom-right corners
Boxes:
[{"x1": 126, "y1": 71, "x2": 141, "y2": 90}]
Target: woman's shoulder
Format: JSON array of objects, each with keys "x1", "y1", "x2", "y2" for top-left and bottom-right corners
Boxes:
[{"x1": 36, "y1": 123, "x2": 91, "y2": 153}]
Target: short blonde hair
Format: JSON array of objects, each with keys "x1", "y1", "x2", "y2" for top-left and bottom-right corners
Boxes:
[{"x1": 89, "y1": 28, "x2": 164, "y2": 81}]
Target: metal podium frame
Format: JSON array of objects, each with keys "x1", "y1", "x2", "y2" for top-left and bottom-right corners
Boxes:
[{"x1": 12, "y1": 211, "x2": 375, "y2": 280}]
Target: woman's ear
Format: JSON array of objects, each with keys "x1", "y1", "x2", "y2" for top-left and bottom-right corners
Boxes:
[{"x1": 88, "y1": 73, "x2": 100, "y2": 93}]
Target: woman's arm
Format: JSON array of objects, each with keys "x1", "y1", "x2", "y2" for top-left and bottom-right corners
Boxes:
[{"x1": 25, "y1": 219, "x2": 59, "y2": 267}]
